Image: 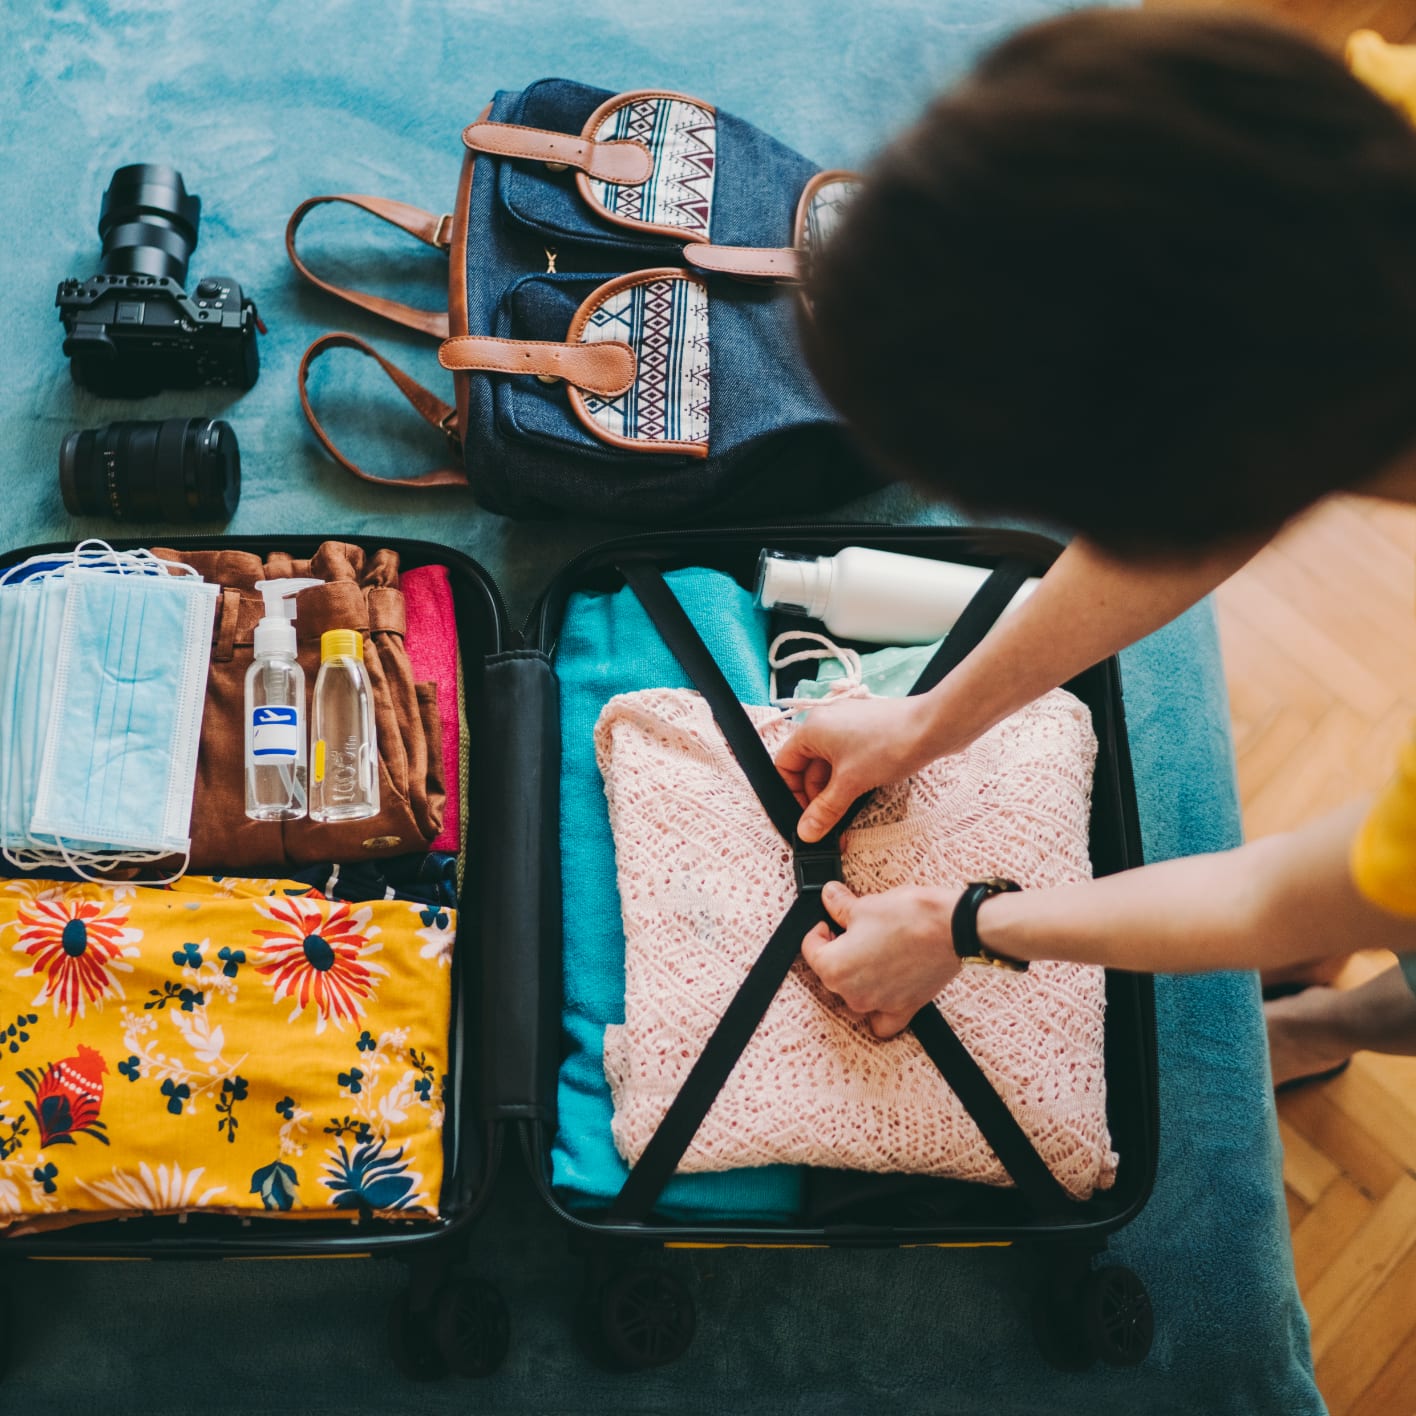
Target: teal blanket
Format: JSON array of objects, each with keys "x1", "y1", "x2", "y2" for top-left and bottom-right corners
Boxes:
[
  {"x1": 0, "y1": 0, "x2": 1319, "y2": 1411},
  {"x1": 553, "y1": 568, "x2": 802, "y2": 1218}
]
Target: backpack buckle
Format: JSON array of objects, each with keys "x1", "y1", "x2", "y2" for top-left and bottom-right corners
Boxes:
[{"x1": 793, "y1": 840, "x2": 842, "y2": 896}]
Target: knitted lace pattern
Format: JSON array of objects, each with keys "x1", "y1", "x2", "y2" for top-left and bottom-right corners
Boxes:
[{"x1": 598, "y1": 687, "x2": 1118, "y2": 1199}]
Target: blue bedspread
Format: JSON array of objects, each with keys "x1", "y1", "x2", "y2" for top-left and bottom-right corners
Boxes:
[{"x1": 0, "y1": 0, "x2": 1320, "y2": 1411}]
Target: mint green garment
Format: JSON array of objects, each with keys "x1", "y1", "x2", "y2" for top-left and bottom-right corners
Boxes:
[
  {"x1": 788, "y1": 638, "x2": 943, "y2": 702},
  {"x1": 1401, "y1": 952, "x2": 1416, "y2": 997}
]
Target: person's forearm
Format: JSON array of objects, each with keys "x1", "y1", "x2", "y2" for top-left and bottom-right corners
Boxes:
[
  {"x1": 915, "y1": 534, "x2": 1261, "y2": 754},
  {"x1": 973, "y1": 801, "x2": 1416, "y2": 973}
]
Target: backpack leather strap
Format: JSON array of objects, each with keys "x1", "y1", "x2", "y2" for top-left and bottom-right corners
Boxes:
[
  {"x1": 462, "y1": 120, "x2": 653, "y2": 184},
  {"x1": 297, "y1": 333, "x2": 469, "y2": 491},
  {"x1": 684, "y1": 244, "x2": 803, "y2": 282},
  {"x1": 286, "y1": 194, "x2": 453, "y2": 339},
  {"x1": 438, "y1": 336, "x2": 636, "y2": 398}
]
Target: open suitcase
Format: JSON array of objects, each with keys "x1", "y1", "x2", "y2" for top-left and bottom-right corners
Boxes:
[
  {"x1": 0, "y1": 520, "x2": 1158, "y2": 1381},
  {"x1": 0, "y1": 533, "x2": 509, "y2": 1384},
  {"x1": 482, "y1": 521, "x2": 1160, "y2": 1374}
]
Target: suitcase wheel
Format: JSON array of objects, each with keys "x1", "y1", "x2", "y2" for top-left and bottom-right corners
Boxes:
[
  {"x1": 388, "y1": 1288, "x2": 448, "y2": 1382},
  {"x1": 1032, "y1": 1263, "x2": 1153, "y2": 1371},
  {"x1": 1082, "y1": 1264, "x2": 1152, "y2": 1368},
  {"x1": 578, "y1": 1264, "x2": 696, "y2": 1372},
  {"x1": 434, "y1": 1269, "x2": 511, "y2": 1378},
  {"x1": 388, "y1": 1268, "x2": 509, "y2": 1381},
  {"x1": 1031, "y1": 1282, "x2": 1094, "y2": 1373}
]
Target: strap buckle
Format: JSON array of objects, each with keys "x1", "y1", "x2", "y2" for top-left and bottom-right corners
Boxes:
[
  {"x1": 437, "y1": 407, "x2": 461, "y2": 449},
  {"x1": 792, "y1": 839, "x2": 843, "y2": 896},
  {"x1": 431, "y1": 212, "x2": 454, "y2": 248}
]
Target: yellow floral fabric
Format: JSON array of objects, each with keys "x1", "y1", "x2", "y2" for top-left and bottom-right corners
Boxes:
[{"x1": 0, "y1": 875, "x2": 454, "y2": 1229}]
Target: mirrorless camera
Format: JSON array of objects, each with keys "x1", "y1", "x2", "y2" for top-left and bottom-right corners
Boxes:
[{"x1": 55, "y1": 164, "x2": 262, "y2": 398}]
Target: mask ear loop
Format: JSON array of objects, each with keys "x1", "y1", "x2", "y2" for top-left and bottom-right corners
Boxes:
[
  {"x1": 48, "y1": 835, "x2": 192, "y2": 888},
  {"x1": 0, "y1": 541, "x2": 202, "y2": 588},
  {"x1": 768, "y1": 630, "x2": 865, "y2": 712}
]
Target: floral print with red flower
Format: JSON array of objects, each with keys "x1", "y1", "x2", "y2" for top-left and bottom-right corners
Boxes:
[
  {"x1": 251, "y1": 897, "x2": 386, "y2": 1035},
  {"x1": 8, "y1": 896, "x2": 142, "y2": 1025}
]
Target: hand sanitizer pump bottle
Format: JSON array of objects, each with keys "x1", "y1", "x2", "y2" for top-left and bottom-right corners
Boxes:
[{"x1": 244, "y1": 577, "x2": 321, "y2": 822}]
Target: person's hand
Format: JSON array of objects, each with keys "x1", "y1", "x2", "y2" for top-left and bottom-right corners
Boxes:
[
  {"x1": 775, "y1": 695, "x2": 944, "y2": 843},
  {"x1": 800, "y1": 881, "x2": 961, "y2": 1038}
]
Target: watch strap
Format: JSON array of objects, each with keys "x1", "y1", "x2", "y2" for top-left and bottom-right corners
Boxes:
[{"x1": 952, "y1": 878, "x2": 1028, "y2": 972}]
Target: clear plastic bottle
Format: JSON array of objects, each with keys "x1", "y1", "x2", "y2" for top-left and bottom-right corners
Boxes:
[
  {"x1": 309, "y1": 629, "x2": 379, "y2": 824},
  {"x1": 756, "y1": 546, "x2": 1039, "y2": 645},
  {"x1": 244, "y1": 578, "x2": 321, "y2": 822}
]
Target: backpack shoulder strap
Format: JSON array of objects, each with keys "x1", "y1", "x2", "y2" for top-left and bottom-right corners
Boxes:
[
  {"x1": 297, "y1": 333, "x2": 469, "y2": 490},
  {"x1": 286, "y1": 194, "x2": 453, "y2": 339}
]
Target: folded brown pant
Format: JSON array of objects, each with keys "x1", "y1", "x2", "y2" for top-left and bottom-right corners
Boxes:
[{"x1": 154, "y1": 542, "x2": 444, "y2": 873}]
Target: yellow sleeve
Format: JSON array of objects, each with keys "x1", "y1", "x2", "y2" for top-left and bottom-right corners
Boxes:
[
  {"x1": 1348, "y1": 30, "x2": 1416, "y2": 125},
  {"x1": 1351, "y1": 734, "x2": 1416, "y2": 917}
]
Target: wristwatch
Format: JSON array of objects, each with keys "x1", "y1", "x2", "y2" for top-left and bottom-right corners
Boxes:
[{"x1": 951, "y1": 877, "x2": 1029, "y2": 972}]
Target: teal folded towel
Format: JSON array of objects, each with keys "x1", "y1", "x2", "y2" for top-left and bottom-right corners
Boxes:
[{"x1": 552, "y1": 567, "x2": 804, "y2": 1219}]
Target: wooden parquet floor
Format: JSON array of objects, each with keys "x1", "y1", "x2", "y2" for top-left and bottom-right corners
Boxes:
[{"x1": 1215, "y1": 496, "x2": 1416, "y2": 1414}]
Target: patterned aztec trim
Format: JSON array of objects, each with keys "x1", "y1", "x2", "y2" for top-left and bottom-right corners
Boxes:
[
  {"x1": 801, "y1": 176, "x2": 860, "y2": 257},
  {"x1": 579, "y1": 277, "x2": 709, "y2": 448},
  {"x1": 586, "y1": 96, "x2": 717, "y2": 237}
]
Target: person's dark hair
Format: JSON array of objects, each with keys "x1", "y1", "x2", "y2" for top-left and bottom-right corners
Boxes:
[{"x1": 803, "y1": 11, "x2": 1416, "y2": 553}]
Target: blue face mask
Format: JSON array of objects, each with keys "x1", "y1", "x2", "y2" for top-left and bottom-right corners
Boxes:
[
  {"x1": 29, "y1": 565, "x2": 218, "y2": 867},
  {"x1": 0, "y1": 576, "x2": 68, "y2": 857}
]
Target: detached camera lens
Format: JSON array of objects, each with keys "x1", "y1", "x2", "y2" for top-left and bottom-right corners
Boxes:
[{"x1": 59, "y1": 417, "x2": 240, "y2": 523}]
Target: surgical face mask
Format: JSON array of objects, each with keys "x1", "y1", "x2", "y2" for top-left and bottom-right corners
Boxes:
[
  {"x1": 0, "y1": 542, "x2": 218, "y2": 880},
  {"x1": 30, "y1": 565, "x2": 218, "y2": 869},
  {"x1": 0, "y1": 577, "x2": 69, "y2": 856}
]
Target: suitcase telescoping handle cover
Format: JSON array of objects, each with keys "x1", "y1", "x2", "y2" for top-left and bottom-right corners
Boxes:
[{"x1": 286, "y1": 80, "x2": 875, "y2": 522}]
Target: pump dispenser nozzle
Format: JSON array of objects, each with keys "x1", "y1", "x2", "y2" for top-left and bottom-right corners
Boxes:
[{"x1": 254, "y1": 577, "x2": 322, "y2": 659}]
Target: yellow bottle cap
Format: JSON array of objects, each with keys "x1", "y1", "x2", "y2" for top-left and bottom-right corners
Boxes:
[{"x1": 320, "y1": 629, "x2": 363, "y2": 662}]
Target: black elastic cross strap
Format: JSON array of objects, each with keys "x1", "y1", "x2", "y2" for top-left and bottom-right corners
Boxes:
[
  {"x1": 909, "y1": 1003, "x2": 1070, "y2": 1210},
  {"x1": 608, "y1": 556, "x2": 1069, "y2": 1221},
  {"x1": 907, "y1": 558, "x2": 1032, "y2": 697},
  {"x1": 607, "y1": 893, "x2": 822, "y2": 1223},
  {"x1": 620, "y1": 560, "x2": 803, "y2": 844}
]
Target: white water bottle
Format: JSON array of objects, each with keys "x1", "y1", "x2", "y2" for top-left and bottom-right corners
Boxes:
[
  {"x1": 309, "y1": 629, "x2": 380, "y2": 824},
  {"x1": 755, "y1": 546, "x2": 1039, "y2": 645},
  {"x1": 244, "y1": 577, "x2": 322, "y2": 822}
]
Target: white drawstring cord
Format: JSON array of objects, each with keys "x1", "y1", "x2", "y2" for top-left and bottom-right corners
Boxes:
[{"x1": 768, "y1": 630, "x2": 867, "y2": 714}]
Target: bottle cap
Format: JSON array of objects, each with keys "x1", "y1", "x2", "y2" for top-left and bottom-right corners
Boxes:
[
  {"x1": 321, "y1": 629, "x2": 363, "y2": 662},
  {"x1": 756, "y1": 550, "x2": 829, "y2": 619},
  {"x1": 253, "y1": 577, "x2": 322, "y2": 658}
]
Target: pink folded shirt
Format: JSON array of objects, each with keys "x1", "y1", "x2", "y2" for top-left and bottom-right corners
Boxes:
[
  {"x1": 400, "y1": 564, "x2": 461, "y2": 854},
  {"x1": 598, "y1": 687, "x2": 1118, "y2": 1200}
]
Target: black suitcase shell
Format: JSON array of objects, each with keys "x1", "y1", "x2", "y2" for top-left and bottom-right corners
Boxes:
[
  {"x1": 0, "y1": 523, "x2": 1159, "y2": 1375},
  {"x1": 489, "y1": 523, "x2": 1159, "y2": 1371}
]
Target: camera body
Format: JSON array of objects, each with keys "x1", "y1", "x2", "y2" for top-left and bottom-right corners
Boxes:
[
  {"x1": 54, "y1": 163, "x2": 261, "y2": 399},
  {"x1": 56, "y1": 272, "x2": 260, "y2": 398}
]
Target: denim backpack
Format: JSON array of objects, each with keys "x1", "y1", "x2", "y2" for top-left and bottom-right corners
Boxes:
[{"x1": 288, "y1": 79, "x2": 871, "y2": 521}]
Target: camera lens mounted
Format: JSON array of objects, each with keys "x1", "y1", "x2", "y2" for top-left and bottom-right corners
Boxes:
[
  {"x1": 59, "y1": 418, "x2": 240, "y2": 524},
  {"x1": 97, "y1": 164, "x2": 201, "y2": 285}
]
